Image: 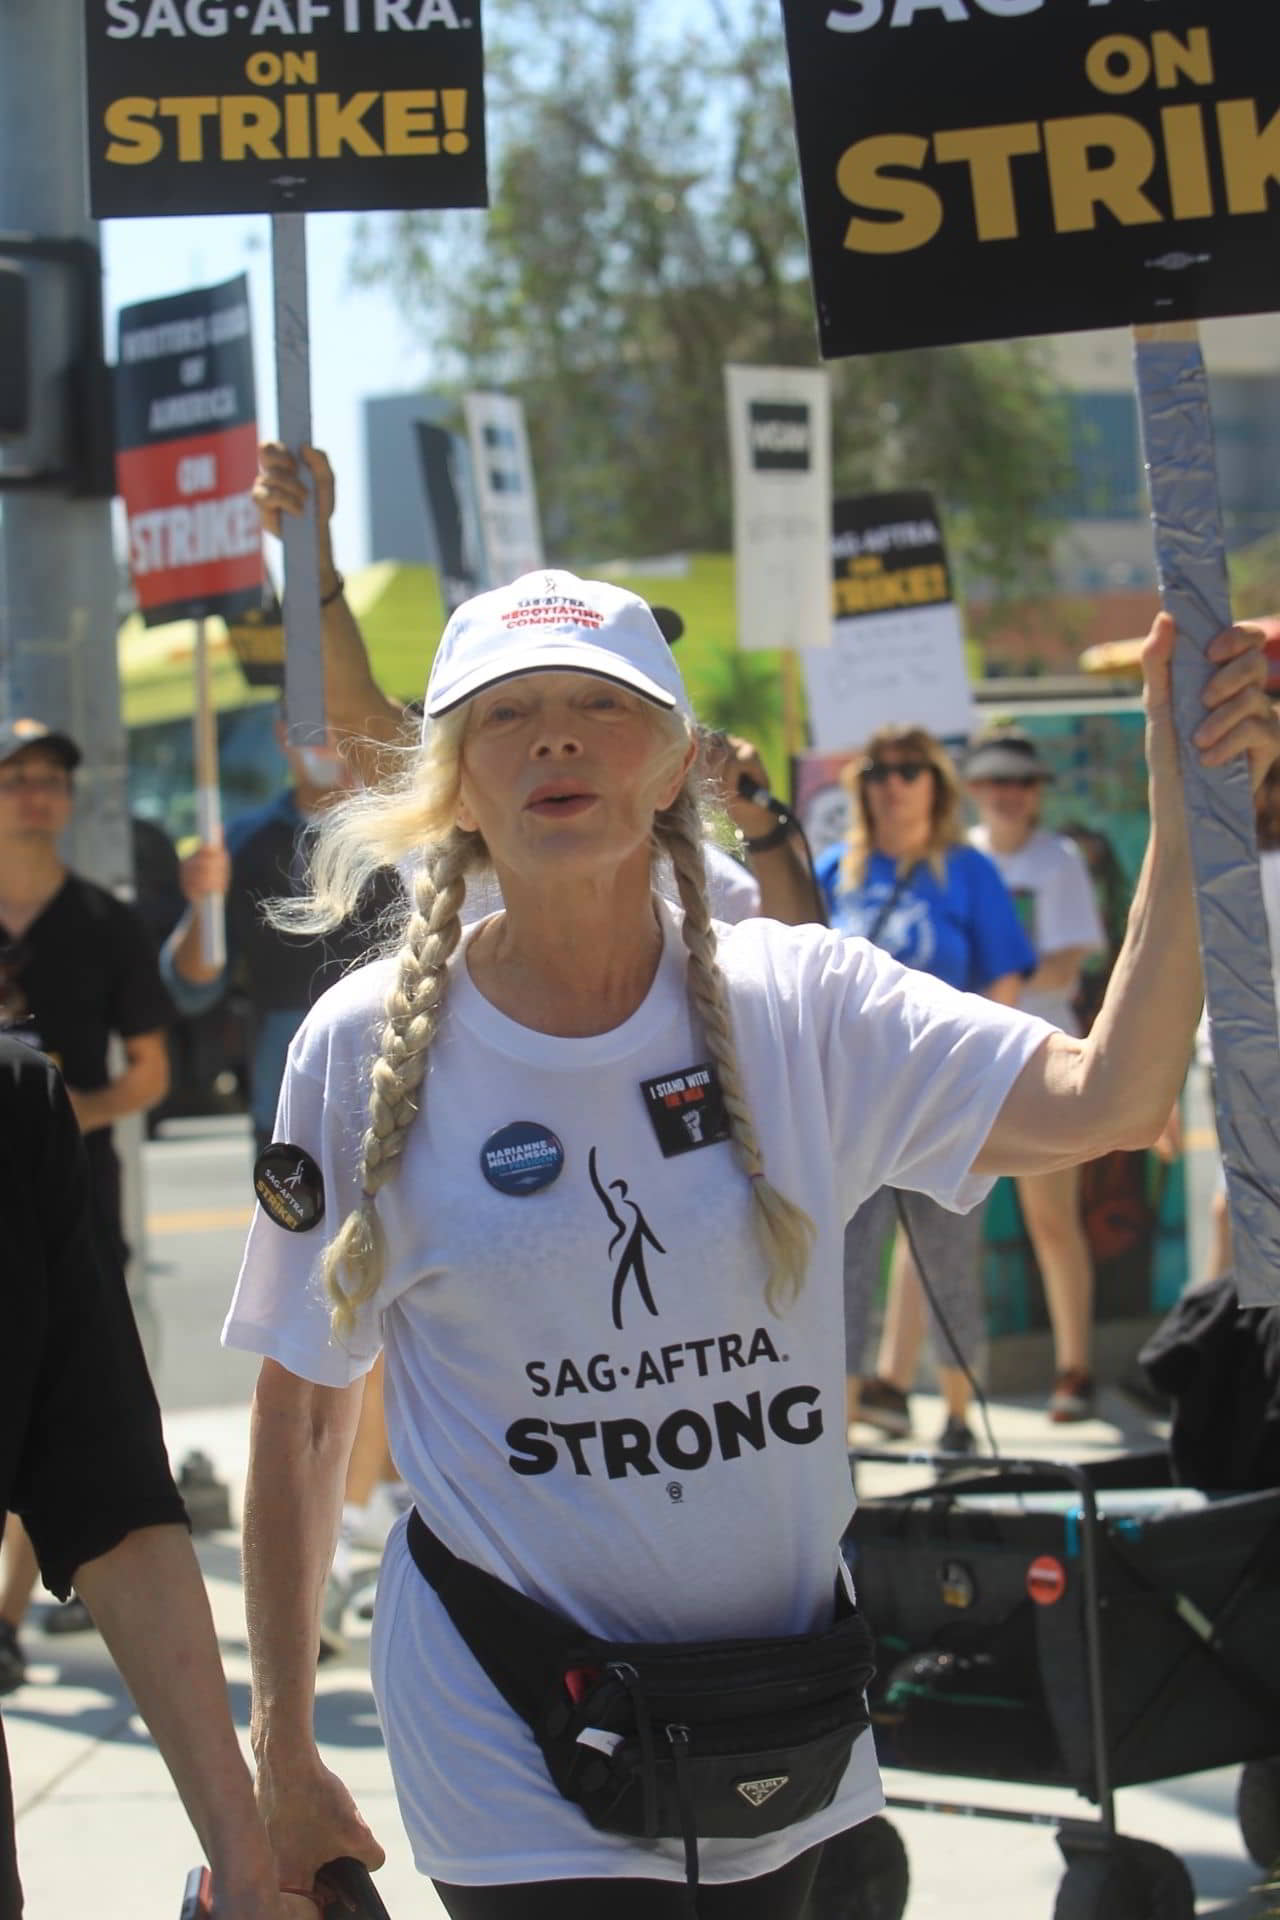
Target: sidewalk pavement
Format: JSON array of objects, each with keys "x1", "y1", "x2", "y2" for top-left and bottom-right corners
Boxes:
[{"x1": 6, "y1": 1389, "x2": 1271, "y2": 1918}]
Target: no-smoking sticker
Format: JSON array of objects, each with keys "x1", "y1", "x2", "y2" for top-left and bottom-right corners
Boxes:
[{"x1": 1026, "y1": 1555, "x2": 1067, "y2": 1607}]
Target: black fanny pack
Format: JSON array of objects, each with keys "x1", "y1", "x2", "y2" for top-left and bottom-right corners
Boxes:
[{"x1": 405, "y1": 1507, "x2": 876, "y2": 1899}]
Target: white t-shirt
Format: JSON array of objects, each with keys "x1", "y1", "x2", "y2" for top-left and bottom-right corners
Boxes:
[
  {"x1": 969, "y1": 825, "x2": 1104, "y2": 1034},
  {"x1": 703, "y1": 841, "x2": 761, "y2": 924},
  {"x1": 225, "y1": 905, "x2": 1052, "y2": 1887}
]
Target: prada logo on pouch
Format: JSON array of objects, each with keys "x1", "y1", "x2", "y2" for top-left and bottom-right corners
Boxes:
[{"x1": 735, "y1": 1774, "x2": 789, "y2": 1809}]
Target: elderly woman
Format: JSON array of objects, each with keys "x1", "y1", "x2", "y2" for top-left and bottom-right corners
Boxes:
[
  {"x1": 226, "y1": 574, "x2": 1275, "y2": 1919},
  {"x1": 813, "y1": 725, "x2": 1035, "y2": 1456}
]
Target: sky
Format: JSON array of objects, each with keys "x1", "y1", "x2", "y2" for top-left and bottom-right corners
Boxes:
[{"x1": 102, "y1": 210, "x2": 432, "y2": 570}]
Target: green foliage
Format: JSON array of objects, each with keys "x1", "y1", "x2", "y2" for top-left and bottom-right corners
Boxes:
[{"x1": 352, "y1": 0, "x2": 1070, "y2": 607}]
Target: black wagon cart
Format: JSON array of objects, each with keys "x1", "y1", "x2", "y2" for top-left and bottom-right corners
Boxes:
[{"x1": 813, "y1": 1449, "x2": 1280, "y2": 1920}]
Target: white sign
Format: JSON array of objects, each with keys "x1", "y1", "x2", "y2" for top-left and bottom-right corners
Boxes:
[
  {"x1": 725, "y1": 364, "x2": 831, "y2": 653},
  {"x1": 802, "y1": 489, "x2": 974, "y2": 749},
  {"x1": 463, "y1": 390, "x2": 544, "y2": 586},
  {"x1": 803, "y1": 604, "x2": 975, "y2": 750}
]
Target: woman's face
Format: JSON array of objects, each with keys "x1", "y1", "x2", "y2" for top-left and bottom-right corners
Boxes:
[
  {"x1": 861, "y1": 746, "x2": 936, "y2": 845},
  {"x1": 969, "y1": 775, "x2": 1042, "y2": 835},
  {"x1": 457, "y1": 671, "x2": 692, "y2": 883}
]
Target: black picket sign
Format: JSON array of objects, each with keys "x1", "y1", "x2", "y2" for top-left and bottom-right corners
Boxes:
[
  {"x1": 84, "y1": 0, "x2": 488, "y2": 218},
  {"x1": 779, "y1": 0, "x2": 1280, "y2": 358}
]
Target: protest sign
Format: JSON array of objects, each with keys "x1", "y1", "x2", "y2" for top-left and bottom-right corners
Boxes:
[
  {"x1": 463, "y1": 391, "x2": 544, "y2": 586},
  {"x1": 227, "y1": 586, "x2": 285, "y2": 688},
  {"x1": 779, "y1": 0, "x2": 1280, "y2": 357},
  {"x1": 115, "y1": 274, "x2": 263, "y2": 626},
  {"x1": 84, "y1": 0, "x2": 488, "y2": 218},
  {"x1": 803, "y1": 490, "x2": 974, "y2": 751},
  {"x1": 415, "y1": 421, "x2": 486, "y2": 613},
  {"x1": 725, "y1": 364, "x2": 831, "y2": 654}
]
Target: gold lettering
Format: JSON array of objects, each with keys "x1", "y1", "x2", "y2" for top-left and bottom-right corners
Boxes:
[
  {"x1": 220, "y1": 96, "x2": 282, "y2": 162},
  {"x1": 1162, "y1": 104, "x2": 1214, "y2": 220},
  {"x1": 1152, "y1": 27, "x2": 1214, "y2": 92},
  {"x1": 1043, "y1": 114, "x2": 1161, "y2": 231},
  {"x1": 1085, "y1": 35, "x2": 1151, "y2": 98},
  {"x1": 1218, "y1": 99, "x2": 1280, "y2": 216},
  {"x1": 104, "y1": 96, "x2": 163, "y2": 165},
  {"x1": 158, "y1": 96, "x2": 219, "y2": 163},
  {"x1": 383, "y1": 90, "x2": 439, "y2": 156},
  {"x1": 933, "y1": 122, "x2": 1041, "y2": 241},
  {"x1": 836, "y1": 135, "x2": 943, "y2": 255},
  {"x1": 314, "y1": 91, "x2": 381, "y2": 159}
]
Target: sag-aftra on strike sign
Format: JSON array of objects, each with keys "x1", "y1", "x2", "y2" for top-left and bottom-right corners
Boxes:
[
  {"x1": 84, "y1": 0, "x2": 487, "y2": 216},
  {"x1": 780, "y1": 0, "x2": 1280, "y2": 355}
]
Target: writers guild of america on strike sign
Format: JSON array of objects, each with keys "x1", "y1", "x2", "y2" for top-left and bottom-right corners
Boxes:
[
  {"x1": 778, "y1": 0, "x2": 1280, "y2": 357},
  {"x1": 84, "y1": 0, "x2": 488, "y2": 218}
]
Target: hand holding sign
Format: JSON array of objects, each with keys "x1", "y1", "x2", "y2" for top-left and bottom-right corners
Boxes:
[{"x1": 253, "y1": 443, "x2": 336, "y2": 548}]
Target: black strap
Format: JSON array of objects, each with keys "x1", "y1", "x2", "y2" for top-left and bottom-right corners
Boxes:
[
  {"x1": 406, "y1": 1507, "x2": 581, "y2": 1727},
  {"x1": 865, "y1": 864, "x2": 915, "y2": 948}
]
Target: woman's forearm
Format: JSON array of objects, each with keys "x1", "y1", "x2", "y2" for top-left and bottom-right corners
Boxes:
[
  {"x1": 74, "y1": 1526, "x2": 279, "y2": 1903},
  {"x1": 243, "y1": 1370, "x2": 361, "y2": 1759},
  {"x1": 1077, "y1": 785, "x2": 1202, "y2": 1149}
]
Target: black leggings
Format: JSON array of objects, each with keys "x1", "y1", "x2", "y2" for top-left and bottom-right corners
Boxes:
[{"x1": 433, "y1": 1842, "x2": 823, "y2": 1918}]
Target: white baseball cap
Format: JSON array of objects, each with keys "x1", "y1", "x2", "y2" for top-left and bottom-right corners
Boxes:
[{"x1": 423, "y1": 570, "x2": 692, "y2": 723}]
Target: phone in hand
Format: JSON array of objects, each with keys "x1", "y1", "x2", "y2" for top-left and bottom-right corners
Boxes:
[
  {"x1": 180, "y1": 1866, "x2": 213, "y2": 1919},
  {"x1": 316, "y1": 1856, "x2": 393, "y2": 1917}
]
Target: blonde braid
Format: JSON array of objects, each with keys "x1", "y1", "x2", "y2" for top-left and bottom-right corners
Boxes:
[
  {"x1": 658, "y1": 788, "x2": 815, "y2": 1314},
  {"x1": 322, "y1": 834, "x2": 470, "y2": 1340}
]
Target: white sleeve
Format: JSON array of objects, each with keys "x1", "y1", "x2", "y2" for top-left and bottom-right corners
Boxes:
[
  {"x1": 704, "y1": 843, "x2": 762, "y2": 925},
  {"x1": 798, "y1": 930, "x2": 1056, "y2": 1217},
  {"x1": 1035, "y1": 838, "x2": 1105, "y2": 958},
  {"x1": 222, "y1": 1041, "x2": 383, "y2": 1389}
]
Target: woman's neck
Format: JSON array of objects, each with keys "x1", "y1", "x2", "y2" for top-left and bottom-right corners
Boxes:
[
  {"x1": 467, "y1": 853, "x2": 664, "y2": 1037},
  {"x1": 985, "y1": 818, "x2": 1034, "y2": 856},
  {"x1": 874, "y1": 823, "x2": 931, "y2": 864}
]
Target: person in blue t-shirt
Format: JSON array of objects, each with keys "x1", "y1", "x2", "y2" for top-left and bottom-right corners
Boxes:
[{"x1": 816, "y1": 724, "x2": 1035, "y2": 1456}]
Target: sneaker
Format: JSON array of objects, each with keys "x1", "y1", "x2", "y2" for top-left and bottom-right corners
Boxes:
[
  {"x1": 318, "y1": 1570, "x2": 350, "y2": 1665},
  {"x1": 0, "y1": 1622, "x2": 25, "y2": 1696},
  {"x1": 1048, "y1": 1370, "x2": 1096, "y2": 1424},
  {"x1": 346, "y1": 1481, "x2": 414, "y2": 1554},
  {"x1": 937, "y1": 1416, "x2": 977, "y2": 1457},
  {"x1": 43, "y1": 1595, "x2": 93, "y2": 1635},
  {"x1": 856, "y1": 1378, "x2": 913, "y2": 1439}
]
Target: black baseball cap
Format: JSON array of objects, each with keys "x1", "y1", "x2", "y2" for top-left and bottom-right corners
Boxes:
[
  {"x1": 964, "y1": 728, "x2": 1052, "y2": 783},
  {"x1": 0, "y1": 718, "x2": 82, "y2": 772},
  {"x1": 649, "y1": 605, "x2": 685, "y2": 647}
]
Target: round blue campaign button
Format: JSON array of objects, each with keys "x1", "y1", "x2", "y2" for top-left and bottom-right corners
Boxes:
[{"x1": 481, "y1": 1121, "x2": 566, "y2": 1197}]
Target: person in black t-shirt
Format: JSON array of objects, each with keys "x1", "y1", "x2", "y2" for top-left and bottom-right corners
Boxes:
[
  {"x1": 0, "y1": 719, "x2": 173, "y2": 1265},
  {"x1": 0, "y1": 718, "x2": 174, "y2": 1652},
  {"x1": 0, "y1": 1037, "x2": 316, "y2": 1919}
]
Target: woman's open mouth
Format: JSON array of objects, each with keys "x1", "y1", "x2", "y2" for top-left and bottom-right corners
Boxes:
[{"x1": 525, "y1": 788, "x2": 598, "y2": 818}]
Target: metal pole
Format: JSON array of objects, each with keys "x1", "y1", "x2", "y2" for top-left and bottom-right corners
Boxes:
[
  {"x1": 0, "y1": 3, "x2": 126, "y2": 891},
  {"x1": 1134, "y1": 321, "x2": 1280, "y2": 1309},
  {"x1": 271, "y1": 212, "x2": 326, "y2": 747},
  {"x1": 0, "y1": 2, "x2": 154, "y2": 1345}
]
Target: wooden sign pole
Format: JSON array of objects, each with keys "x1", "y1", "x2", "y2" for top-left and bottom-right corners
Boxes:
[
  {"x1": 1133, "y1": 319, "x2": 1280, "y2": 1306},
  {"x1": 272, "y1": 212, "x2": 326, "y2": 748}
]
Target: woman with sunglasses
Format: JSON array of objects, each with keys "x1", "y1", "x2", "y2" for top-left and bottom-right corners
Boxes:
[
  {"x1": 813, "y1": 726, "x2": 1036, "y2": 1455},
  {"x1": 965, "y1": 727, "x2": 1107, "y2": 1421}
]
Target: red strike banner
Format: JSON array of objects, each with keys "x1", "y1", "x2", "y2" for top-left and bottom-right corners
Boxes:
[{"x1": 115, "y1": 274, "x2": 265, "y2": 626}]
